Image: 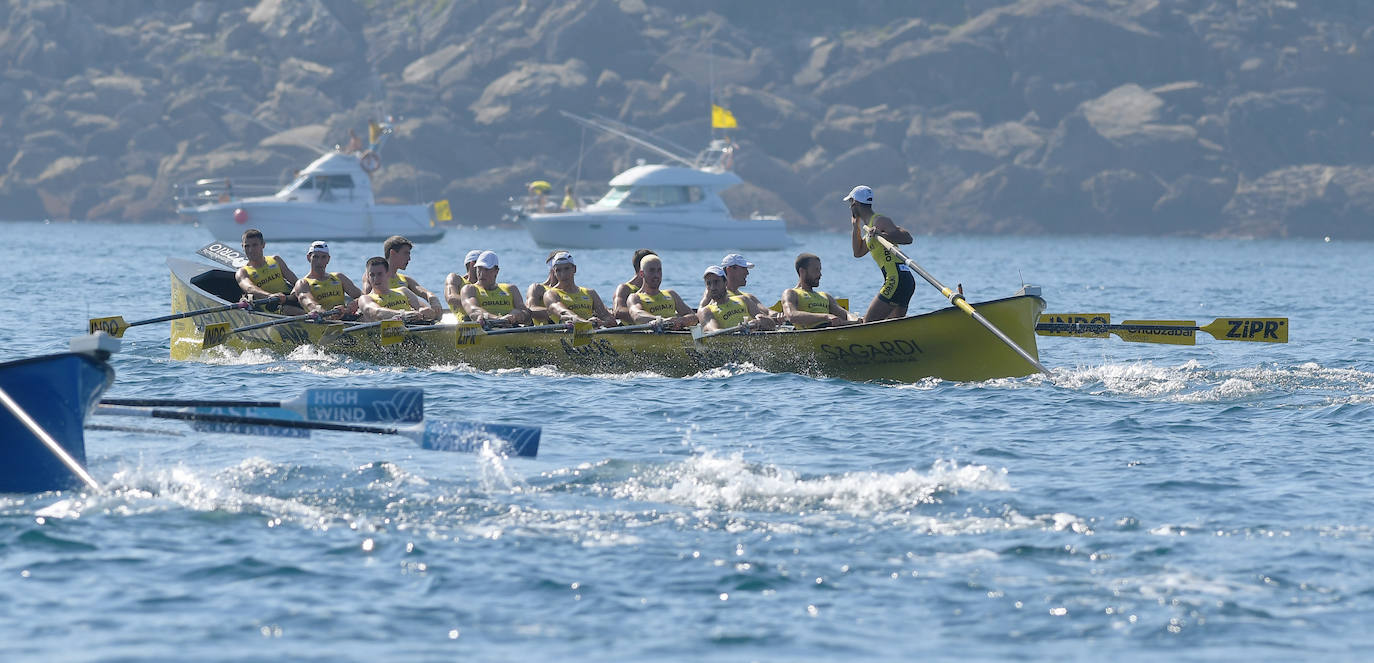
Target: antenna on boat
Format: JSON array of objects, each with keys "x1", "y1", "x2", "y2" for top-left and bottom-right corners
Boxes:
[{"x1": 557, "y1": 111, "x2": 695, "y2": 167}]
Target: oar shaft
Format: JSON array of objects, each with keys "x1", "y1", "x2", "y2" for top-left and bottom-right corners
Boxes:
[
  {"x1": 102, "y1": 398, "x2": 276, "y2": 408},
  {"x1": 232, "y1": 312, "x2": 323, "y2": 334},
  {"x1": 97, "y1": 405, "x2": 399, "y2": 435},
  {"x1": 131, "y1": 297, "x2": 278, "y2": 328},
  {"x1": 0, "y1": 386, "x2": 100, "y2": 490},
  {"x1": 872, "y1": 235, "x2": 1048, "y2": 374}
]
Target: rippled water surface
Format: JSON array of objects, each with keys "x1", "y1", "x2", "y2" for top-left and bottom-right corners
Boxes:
[{"x1": 2, "y1": 221, "x2": 1372, "y2": 661}]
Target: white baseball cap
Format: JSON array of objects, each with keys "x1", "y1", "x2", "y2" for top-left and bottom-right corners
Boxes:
[
  {"x1": 720, "y1": 253, "x2": 754, "y2": 269},
  {"x1": 307, "y1": 240, "x2": 329, "y2": 255},
  {"x1": 551, "y1": 251, "x2": 575, "y2": 266},
  {"x1": 464, "y1": 249, "x2": 482, "y2": 265},
  {"x1": 842, "y1": 185, "x2": 874, "y2": 205},
  {"x1": 703, "y1": 265, "x2": 726, "y2": 278},
  {"x1": 475, "y1": 250, "x2": 499, "y2": 269}
]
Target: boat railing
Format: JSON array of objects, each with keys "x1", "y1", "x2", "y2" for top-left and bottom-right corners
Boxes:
[{"x1": 173, "y1": 176, "x2": 283, "y2": 207}]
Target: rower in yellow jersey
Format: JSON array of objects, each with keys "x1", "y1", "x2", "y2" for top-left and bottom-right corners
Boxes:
[
  {"x1": 698, "y1": 265, "x2": 776, "y2": 333},
  {"x1": 542, "y1": 251, "x2": 613, "y2": 328},
  {"x1": 846, "y1": 185, "x2": 915, "y2": 322},
  {"x1": 235, "y1": 228, "x2": 304, "y2": 314},
  {"x1": 698, "y1": 253, "x2": 767, "y2": 313},
  {"x1": 523, "y1": 250, "x2": 561, "y2": 325},
  {"x1": 457, "y1": 251, "x2": 533, "y2": 327},
  {"x1": 359, "y1": 256, "x2": 434, "y2": 323},
  {"x1": 444, "y1": 249, "x2": 484, "y2": 320},
  {"x1": 368, "y1": 235, "x2": 442, "y2": 317},
  {"x1": 625, "y1": 254, "x2": 697, "y2": 330},
  {"x1": 612, "y1": 248, "x2": 656, "y2": 326},
  {"x1": 291, "y1": 241, "x2": 362, "y2": 319},
  {"x1": 781, "y1": 252, "x2": 857, "y2": 329}
]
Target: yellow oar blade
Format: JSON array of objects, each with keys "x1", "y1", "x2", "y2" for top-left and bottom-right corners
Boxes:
[
  {"x1": 88, "y1": 316, "x2": 130, "y2": 338},
  {"x1": 1117, "y1": 320, "x2": 1196, "y2": 345},
  {"x1": 1199, "y1": 318, "x2": 1289, "y2": 343},
  {"x1": 455, "y1": 322, "x2": 483, "y2": 347},
  {"x1": 202, "y1": 323, "x2": 231, "y2": 349},
  {"x1": 571, "y1": 321, "x2": 594, "y2": 347},
  {"x1": 379, "y1": 320, "x2": 406, "y2": 346}
]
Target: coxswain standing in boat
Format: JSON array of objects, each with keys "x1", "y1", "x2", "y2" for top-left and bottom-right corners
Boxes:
[
  {"x1": 612, "y1": 248, "x2": 656, "y2": 326},
  {"x1": 457, "y1": 251, "x2": 533, "y2": 328},
  {"x1": 236, "y1": 228, "x2": 304, "y2": 315},
  {"x1": 523, "y1": 250, "x2": 561, "y2": 325},
  {"x1": 444, "y1": 249, "x2": 484, "y2": 320},
  {"x1": 291, "y1": 241, "x2": 362, "y2": 320},
  {"x1": 543, "y1": 251, "x2": 613, "y2": 328},
  {"x1": 698, "y1": 265, "x2": 776, "y2": 333},
  {"x1": 359, "y1": 256, "x2": 435, "y2": 323},
  {"x1": 375, "y1": 235, "x2": 443, "y2": 316},
  {"x1": 782, "y1": 252, "x2": 858, "y2": 329},
  {"x1": 625, "y1": 254, "x2": 698, "y2": 330},
  {"x1": 847, "y1": 185, "x2": 915, "y2": 322}
]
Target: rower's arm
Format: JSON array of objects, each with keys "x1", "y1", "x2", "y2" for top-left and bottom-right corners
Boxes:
[
  {"x1": 781, "y1": 289, "x2": 827, "y2": 328},
  {"x1": 458, "y1": 283, "x2": 486, "y2": 321},
  {"x1": 444, "y1": 273, "x2": 465, "y2": 313},
  {"x1": 590, "y1": 290, "x2": 613, "y2": 325},
  {"x1": 292, "y1": 279, "x2": 322, "y2": 314},
  {"x1": 338, "y1": 274, "x2": 363, "y2": 299},
  {"x1": 851, "y1": 216, "x2": 869, "y2": 258},
  {"x1": 504, "y1": 285, "x2": 532, "y2": 325},
  {"x1": 404, "y1": 288, "x2": 437, "y2": 321},
  {"x1": 830, "y1": 294, "x2": 858, "y2": 322},
  {"x1": 698, "y1": 307, "x2": 721, "y2": 332},
  {"x1": 745, "y1": 298, "x2": 777, "y2": 330},
  {"x1": 406, "y1": 276, "x2": 444, "y2": 313},
  {"x1": 626, "y1": 294, "x2": 654, "y2": 324},
  {"x1": 543, "y1": 289, "x2": 579, "y2": 322},
  {"x1": 236, "y1": 267, "x2": 274, "y2": 299},
  {"x1": 875, "y1": 215, "x2": 912, "y2": 244}
]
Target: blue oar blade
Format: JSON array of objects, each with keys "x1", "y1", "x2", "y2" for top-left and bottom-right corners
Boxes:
[
  {"x1": 190, "y1": 407, "x2": 310, "y2": 438},
  {"x1": 298, "y1": 388, "x2": 424, "y2": 423},
  {"x1": 418, "y1": 421, "x2": 540, "y2": 457}
]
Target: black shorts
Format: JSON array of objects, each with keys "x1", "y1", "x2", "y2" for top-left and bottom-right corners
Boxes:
[{"x1": 878, "y1": 269, "x2": 916, "y2": 307}]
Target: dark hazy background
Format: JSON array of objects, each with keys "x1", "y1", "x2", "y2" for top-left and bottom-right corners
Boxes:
[{"x1": 4, "y1": 0, "x2": 1373, "y2": 239}]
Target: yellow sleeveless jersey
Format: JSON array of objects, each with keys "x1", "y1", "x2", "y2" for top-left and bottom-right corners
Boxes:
[
  {"x1": 788, "y1": 288, "x2": 833, "y2": 329},
  {"x1": 472, "y1": 283, "x2": 518, "y2": 316},
  {"x1": 865, "y1": 214, "x2": 910, "y2": 297},
  {"x1": 633, "y1": 290, "x2": 678, "y2": 318},
  {"x1": 549, "y1": 285, "x2": 594, "y2": 322},
  {"x1": 705, "y1": 295, "x2": 750, "y2": 328},
  {"x1": 244, "y1": 256, "x2": 289, "y2": 294},
  {"x1": 369, "y1": 288, "x2": 413, "y2": 311},
  {"x1": 305, "y1": 272, "x2": 347, "y2": 309}
]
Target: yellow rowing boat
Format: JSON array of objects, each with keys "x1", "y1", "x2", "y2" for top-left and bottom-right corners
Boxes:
[{"x1": 168, "y1": 258, "x2": 1047, "y2": 382}]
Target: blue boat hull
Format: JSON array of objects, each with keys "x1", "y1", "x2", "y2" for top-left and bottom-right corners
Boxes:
[{"x1": 0, "y1": 353, "x2": 114, "y2": 493}]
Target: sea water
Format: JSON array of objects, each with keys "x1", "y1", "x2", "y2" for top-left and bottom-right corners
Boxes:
[{"x1": 1, "y1": 221, "x2": 1371, "y2": 661}]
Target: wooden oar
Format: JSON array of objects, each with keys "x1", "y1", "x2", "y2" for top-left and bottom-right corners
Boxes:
[
  {"x1": 202, "y1": 310, "x2": 339, "y2": 349},
  {"x1": 871, "y1": 235, "x2": 1048, "y2": 374},
  {"x1": 1035, "y1": 314, "x2": 1289, "y2": 345},
  {"x1": 89, "y1": 296, "x2": 281, "y2": 338},
  {"x1": 101, "y1": 388, "x2": 424, "y2": 423},
  {"x1": 0, "y1": 385, "x2": 100, "y2": 490},
  {"x1": 94, "y1": 405, "x2": 540, "y2": 457}
]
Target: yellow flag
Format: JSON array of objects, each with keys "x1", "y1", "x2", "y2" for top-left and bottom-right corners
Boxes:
[
  {"x1": 433, "y1": 199, "x2": 452, "y2": 223},
  {"x1": 711, "y1": 104, "x2": 737, "y2": 129}
]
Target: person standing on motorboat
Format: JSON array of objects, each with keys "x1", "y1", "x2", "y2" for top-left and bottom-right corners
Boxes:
[
  {"x1": 698, "y1": 265, "x2": 776, "y2": 333},
  {"x1": 359, "y1": 256, "x2": 436, "y2": 323},
  {"x1": 457, "y1": 251, "x2": 533, "y2": 328},
  {"x1": 847, "y1": 185, "x2": 915, "y2": 322},
  {"x1": 561, "y1": 185, "x2": 577, "y2": 212},
  {"x1": 781, "y1": 253, "x2": 858, "y2": 329},
  {"x1": 612, "y1": 249, "x2": 656, "y2": 326},
  {"x1": 373, "y1": 235, "x2": 443, "y2": 315},
  {"x1": 543, "y1": 251, "x2": 613, "y2": 328},
  {"x1": 236, "y1": 228, "x2": 304, "y2": 315},
  {"x1": 292, "y1": 241, "x2": 362, "y2": 320},
  {"x1": 625, "y1": 255, "x2": 698, "y2": 330}
]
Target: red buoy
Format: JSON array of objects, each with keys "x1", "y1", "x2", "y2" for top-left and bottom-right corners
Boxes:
[{"x1": 234, "y1": 208, "x2": 248, "y2": 224}]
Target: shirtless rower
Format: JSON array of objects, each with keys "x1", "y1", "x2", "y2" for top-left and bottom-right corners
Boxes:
[
  {"x1": 625, "y1": 254, "x2": 698, "y2": 330},
  {"x1": 370, "y1": 235, "x2": 442, "y2": 317},
  {"x1": 359, "y1": 256, "x2": 435, "y2": 323},
  {"x1": 847, "y1": 185, "x2": 915, "y2": 322},
  {"x1": 236, "y1": 228, "x2": 304, "y2": 314},
  {"x1": 291, "y1": 241, "x2": 362, "y2": 319},
  {"x1": 698, "y1": 265, "x2": 776, "y2": 333},
  {"x1": 781, "y1": 252, "x2": 857, "y2": 329},
  {"x1": 612, "y1": 248, "x2": 656, "y2": 325},
  {"x1": 542, "y1": 251, "x2": 613, "y2": 328},
  {"x1": 457, "y1": 251, "x2": 532, "y2": 327}
]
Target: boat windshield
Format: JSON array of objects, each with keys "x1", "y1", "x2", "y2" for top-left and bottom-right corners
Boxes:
[{"x1": 596, "y1": 185, "x2": 703, "y2": 208}]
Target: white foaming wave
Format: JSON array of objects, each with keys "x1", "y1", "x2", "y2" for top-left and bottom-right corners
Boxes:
[
  {"x1": 610, "y1": 453, "x2": 1010, "y2": 516},
  {"x1": 1051, "y1": 361, "x2": 1191, "y2": 397},
  {"x1": 888, "y1": 376, "x2": 944, "y2": 391},
  {"x1": 684, "y1": 363, "x2": 769, "y2": 380},
  {"x1": 1173, "y1": 377, "x2": 1263, "y2": 402},
  {"x1": 195, "y1": 346, "x2": 281, "y2": 366}
]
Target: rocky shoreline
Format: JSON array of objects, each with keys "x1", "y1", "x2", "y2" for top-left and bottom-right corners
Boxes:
[{"x1": 3, "y1": 0, "x2": 1372, "y2": 239}]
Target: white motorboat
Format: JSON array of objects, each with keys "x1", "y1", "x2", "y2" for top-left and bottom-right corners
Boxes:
[
  {"x1": 176, "y1": 121, "x2": 450, "y2": 243},
  {"x1": 517, "y1": 113, "x2": 795, "y2": 250}
]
